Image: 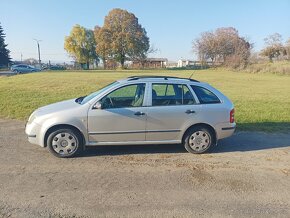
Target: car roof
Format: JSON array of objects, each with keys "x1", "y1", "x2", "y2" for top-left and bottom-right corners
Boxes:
[{"x1": 118, "y1": 75, "x2": 201, "y2": 84}]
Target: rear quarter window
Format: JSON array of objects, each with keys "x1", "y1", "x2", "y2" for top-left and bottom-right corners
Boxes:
[{"x1": 191, "y1": 85, "x2": 221, "y2": 104}]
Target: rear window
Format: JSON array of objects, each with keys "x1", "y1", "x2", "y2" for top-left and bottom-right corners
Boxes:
[
  {"x1": 191, "y1": 86, "x2": 221, "y2": 104},
  {"x1": 152, "y1": 83, "x2": 196, "y2": 106}
]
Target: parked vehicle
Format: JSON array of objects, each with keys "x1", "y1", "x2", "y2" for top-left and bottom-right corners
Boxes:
[
  {"x1": 11, "y1": 64, "x2": 40, "y2": 74},
  {"x1": 25, "y1": 76, "x2": 236, "y2": 158},
  {"x1": 42, "y1": 65, "x2": 66, "y2": 71}
]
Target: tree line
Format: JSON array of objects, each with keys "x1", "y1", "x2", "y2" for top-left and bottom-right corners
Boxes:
[
  {"x1": 192, "y1": 28, "x2": 290, "y2": 68},
  {"x1": 64, "y1": 8, "x2": 150, "y2": 69},
  {"x1": 2, "y1": 10, "x2": 290, "y2": 70}
]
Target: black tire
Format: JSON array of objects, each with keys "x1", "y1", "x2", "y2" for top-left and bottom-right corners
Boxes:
[
  {"x1": 47, "y1": 128, "x2": 83, "y2": 158},
  {"x1": 183, "y1": 126, "x2": 214, "y2": 154}
]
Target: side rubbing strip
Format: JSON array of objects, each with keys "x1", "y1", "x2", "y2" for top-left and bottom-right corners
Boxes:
[
  {"x1": 89, "y1": 129, "x2": 181, "y2": 135},
  {"x1": 222, "y1": 127, "x2": 236, "y2": 130}
]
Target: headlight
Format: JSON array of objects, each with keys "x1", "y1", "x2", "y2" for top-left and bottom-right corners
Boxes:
[{"x1": 28, "y1": 111, "x2": 37, "y2": 123}]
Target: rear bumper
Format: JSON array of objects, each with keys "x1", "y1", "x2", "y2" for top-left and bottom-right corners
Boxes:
[{"x1": 216, "y1": 123, "x2": 236, "y2": 140}]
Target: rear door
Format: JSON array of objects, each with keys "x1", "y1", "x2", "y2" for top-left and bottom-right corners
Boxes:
[{"x1": 145, "y1": 82, "x2": 201, "y2": 141}]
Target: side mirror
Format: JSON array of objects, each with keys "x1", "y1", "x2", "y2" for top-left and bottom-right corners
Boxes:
[{"x1": 93, "y1": 101, "x2": 102, "y2": 110}]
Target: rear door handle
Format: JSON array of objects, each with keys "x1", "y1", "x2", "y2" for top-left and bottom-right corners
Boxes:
[
  {"x1": 134, "y1": 111, "x2": 146, "y2": 116},
  {"x1": 185, "y1": 109, "x2": 196, "y2": 114}
]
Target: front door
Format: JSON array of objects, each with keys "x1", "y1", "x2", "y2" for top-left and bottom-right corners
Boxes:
[{"x1": 87, "y1": 83, "x2": 147, "y2": 143}]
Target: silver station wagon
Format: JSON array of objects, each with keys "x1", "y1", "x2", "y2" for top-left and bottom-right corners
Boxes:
[{"x1": 25, "y1": 76, "x2": 236, "y2": 158}]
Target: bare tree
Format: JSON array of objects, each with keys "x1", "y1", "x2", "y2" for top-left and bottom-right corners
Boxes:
[
  {"x1": 285, "y1": 38, "x2": 290, "y2": 60},
  {"x1": 260, "y1": 33, "x2": 286, "y2": 62},
  {"x1": 192, "y1": 27, "x2": 252, "y2": 68},
  {"x1": 193, "y1": 32, "x2": 218, "y2": 65}
]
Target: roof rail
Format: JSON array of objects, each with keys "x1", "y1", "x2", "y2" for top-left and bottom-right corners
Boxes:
[{"x1": 127, "y1": 75, "x2": 199, "y2": 82}]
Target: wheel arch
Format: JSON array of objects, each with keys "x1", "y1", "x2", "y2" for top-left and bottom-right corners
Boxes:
[
  {"x1": 182, "y1": 123, "x2": 217, "y2": 145},
  {"x1": 44, "y1": 124, "x2": 86, "y2": 148}
]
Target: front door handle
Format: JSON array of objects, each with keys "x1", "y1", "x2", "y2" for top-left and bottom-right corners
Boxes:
[
  {"x1": 185, "y1": 109, "x2": 196, "y2": 114},
  {"x1": 134, "y1": 111, "x2": 146, "y2": 116}
]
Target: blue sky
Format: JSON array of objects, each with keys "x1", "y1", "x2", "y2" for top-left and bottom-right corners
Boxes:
[{"x1": 1, "y1": 0, "x2": 290, "y2": 63}]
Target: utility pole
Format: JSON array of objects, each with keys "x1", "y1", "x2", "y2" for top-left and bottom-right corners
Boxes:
[{"x1": 33, "y1": 39, "x2": 42, "y2": 67}]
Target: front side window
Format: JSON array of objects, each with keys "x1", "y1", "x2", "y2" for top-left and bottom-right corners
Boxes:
[
  {"x1": 191, "y1": 85, "x2": 221, "y2": 104},
  {"x1": 81, "y1": 81, "x2": 119, "y2": 105},
  {"x1": 152, "y1": 83, "x2": 195, "y2": 106},
  {"x1": 100, "y1": 83, "x2": 145, "y2": 109}
]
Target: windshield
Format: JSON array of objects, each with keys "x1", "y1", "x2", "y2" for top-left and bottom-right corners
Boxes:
[{"x1": 80, "y1": 81, "x2": 119, "y2": 105}]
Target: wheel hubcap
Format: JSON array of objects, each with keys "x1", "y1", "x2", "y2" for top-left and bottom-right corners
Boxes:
[
  {"x1": 52, "y1": 132, "x2": 77, "y2": 155},
  {"x1": 189, "y1": 131, "x2": 210, "y2": 152}
]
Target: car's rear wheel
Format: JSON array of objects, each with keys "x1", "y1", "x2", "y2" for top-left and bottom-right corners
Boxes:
[
  {"x1": 183, "y1": 126, "x2": 214, "y2": 154},
  {"x1": 47, "y1": 128, "x2": 82, "y2": 158}
]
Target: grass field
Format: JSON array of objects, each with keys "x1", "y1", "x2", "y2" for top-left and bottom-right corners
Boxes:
[{"x1": 0, "y1": 69, "x2": 289, "y2": 132}]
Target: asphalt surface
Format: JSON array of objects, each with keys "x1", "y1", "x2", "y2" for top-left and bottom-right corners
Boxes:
[
  {"x1": 0, "y1": 118, "x2": 290, "y2": 218},
  {"x1": 0, "y1": 71, "x2": 15, "y2": 76}
]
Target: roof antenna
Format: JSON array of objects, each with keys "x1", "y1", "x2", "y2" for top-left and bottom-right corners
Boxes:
[{"x1": 189, "y1": 71, "x2": 194, "y2": 79}]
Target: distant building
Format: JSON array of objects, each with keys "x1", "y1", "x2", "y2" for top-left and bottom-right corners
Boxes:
[
  {"x1": 166, "y1": 61, "x2": 178, "y2": 68},
  {"x1": 177, "y1": 59, "x2": 197, "y2": 68},
  {"x1": 131, "y1": 58, "x2": 168, "y2": 69},
  {"x1": 177, "y1": 59, "x2": 216, "y2": 68}
]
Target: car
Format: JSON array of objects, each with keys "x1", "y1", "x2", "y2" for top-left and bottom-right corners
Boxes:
[
  {"x1": 42, "y1": 65, "x2": 67, "y2": 71},
  {"x1": 25, "y1": 76, "x2": 236, "y2": 158},
  {"x1": 11, "y1": 64, "x2": 40, "y2": 74}
]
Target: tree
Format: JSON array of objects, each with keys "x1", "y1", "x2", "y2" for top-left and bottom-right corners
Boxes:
[
  {"x1": 260, "y1": 33, "x2": 286, "y2": 62},
  {"x1": 0, "y1": 23, "x2": 11, "y2": 67},
  {"x1": 192, "y1": 31, "x2": 218, "y2": 64},
  {"x1": 284, "y1": 38, "x2": 290, "y2": 60},
  {"x1": 94, "y1": 26, "x2": 112, "y2": 69},
  {"x1": 192, "y1": 27, "x2": 251, "y2": 68},
  {"x1": 64, "y1": 24, "x2": 98, "y2": 69},
  {"x1": 95, "y1": 9, "x2": 150, "y2": 68}
]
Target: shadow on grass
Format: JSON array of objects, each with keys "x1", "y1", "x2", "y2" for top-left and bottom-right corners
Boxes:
[
  {"x1": 237, "y1": 122, "x2": 290, "y2": 133},
  {"x1": 81, "y1": 122, "x2": 290, "y2": 157}
]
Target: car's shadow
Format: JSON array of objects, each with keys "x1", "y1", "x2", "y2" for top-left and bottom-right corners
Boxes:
[
  {"x1": 80, "y1": 131, "x2": 290, "y2": 157},
  {"x1": 82, "y1": 143, "x2": 186, "y2": 157},
  {"x1": 215, "y1": 131, "x2": 290, "y2": 153}
]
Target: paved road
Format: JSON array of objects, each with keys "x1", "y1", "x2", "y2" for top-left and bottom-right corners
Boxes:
[
  {"x1": 0, "y1": 71, "x2": 15, "y2": 76},
  {"x1": 0, "y1": 118, "x2": 290, "y2": 217}
]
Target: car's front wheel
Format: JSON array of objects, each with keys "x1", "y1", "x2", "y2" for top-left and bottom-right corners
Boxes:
[
  {"x1": 47, "y1": 128, "x2": 83, "y2": 158},
  {"x1": 183, "y1": 126, "x2": 215, "y2": 154}
]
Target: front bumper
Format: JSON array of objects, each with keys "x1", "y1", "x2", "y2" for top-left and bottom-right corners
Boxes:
[{"x1": 25, "y1": 121, "x2": 43, "y2": 147}]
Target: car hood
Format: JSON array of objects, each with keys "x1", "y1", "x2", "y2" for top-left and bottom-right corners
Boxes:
[{"x1": 33, "y1": 99, "x2": 79, "y2": 117}]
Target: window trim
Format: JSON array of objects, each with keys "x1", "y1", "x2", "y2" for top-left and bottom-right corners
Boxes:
[
  {"x1": 150, "y1": 82, "x2": 198, "y2": 107},
  {"x1": 190, "y1": 85, "x2": 221, "y2": 104}
]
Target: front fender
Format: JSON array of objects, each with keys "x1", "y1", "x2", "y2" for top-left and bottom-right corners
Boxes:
[{"x1": 39, "y1": 117, "x2": 88, "y2": 147}]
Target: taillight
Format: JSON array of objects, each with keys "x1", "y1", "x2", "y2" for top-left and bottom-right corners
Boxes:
[{"x1": 230, "y1": 109, "x2": 235, "y2": 123}]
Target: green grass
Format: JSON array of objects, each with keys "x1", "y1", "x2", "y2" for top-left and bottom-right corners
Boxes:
[{"x1": 0, "y1": 69, "x2": 289, "y2": 132}]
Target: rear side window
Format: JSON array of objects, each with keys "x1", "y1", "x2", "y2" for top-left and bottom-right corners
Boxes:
[
  {"x1": 191, "y1": 86, "x2": 221, "y2": 104},
  {"x1": 152, "y1": 83, "x2": 195, "y2": 106}
]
